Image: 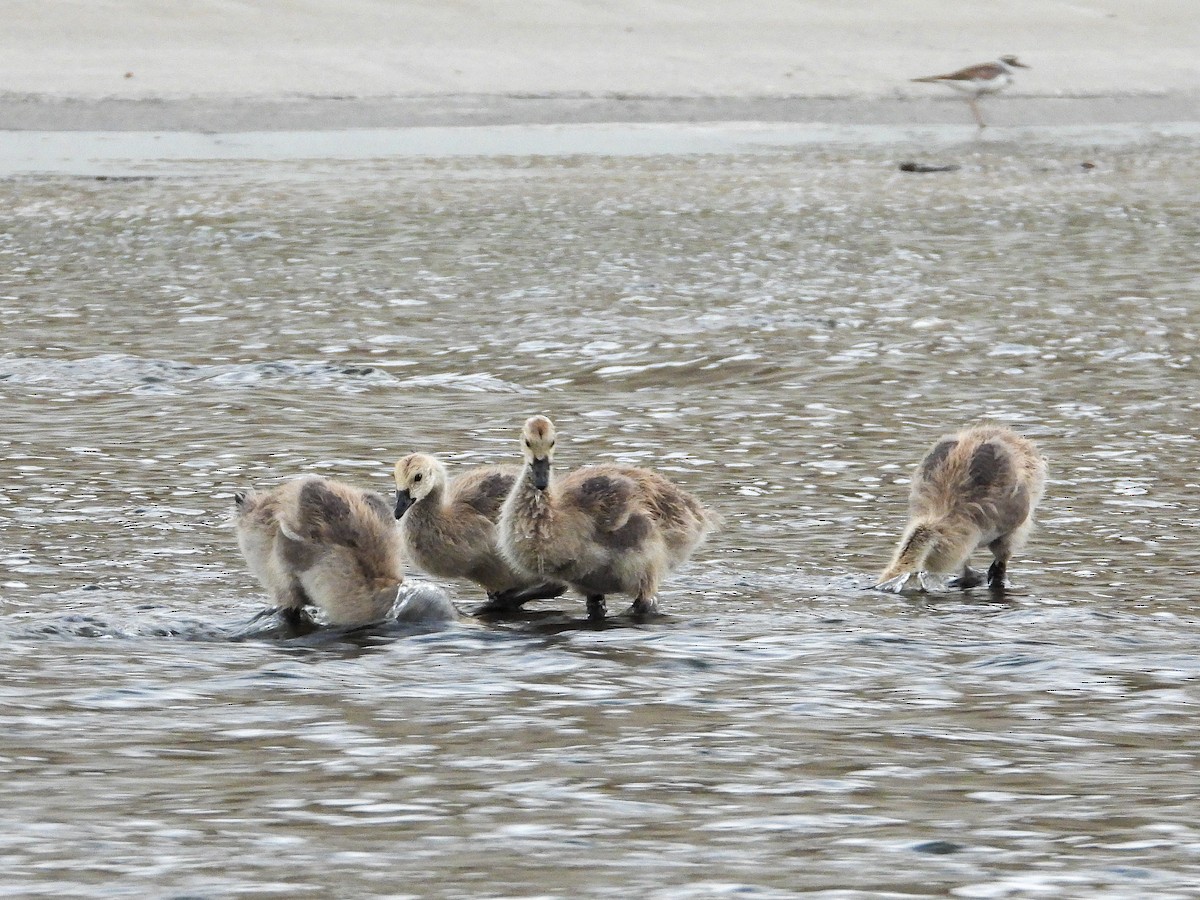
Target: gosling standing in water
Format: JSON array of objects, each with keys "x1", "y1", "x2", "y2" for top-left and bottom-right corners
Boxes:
[
  {"x1": 393, "y1": 453, "x2": 565, "y2": 611},
  {"x1": 499, "y1": 415, "x2": 719, "y2": 621},
  {"x1": 235, "y1": 476, "x2": 408, "y2": 627},
  {"x1": 876, "y1": 424, "x2": 1046, "y2": 593}
]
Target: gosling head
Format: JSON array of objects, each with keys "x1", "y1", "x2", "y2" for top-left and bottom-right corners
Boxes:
[
  {"x1": 999, "y1": 54, "x2": 1029, "y2": 69},
  {"x1": 393, "y1": 453, "x2": 446, "y2": 519},
  {"x1": 521, "y1": 415, "x2": 557, "y2": 491}
]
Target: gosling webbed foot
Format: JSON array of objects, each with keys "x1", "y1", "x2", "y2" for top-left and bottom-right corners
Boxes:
[
  {"x1": 279, "y1": 606, "x2": 318, "y2": 637},
  {"x1": 497, "y1": 582, "x2": 568, "y2": 606},
  {"x1": 627, "y1": 596, "x2": 662, "y2": 621},
  {"x1": 948, "y1": 567, "x2": 985, "y2": 590},
  {"x1": 874, "y1": 572, "x2": 946, "y2": 593},
  {"x1": 917, "y1": 571, "x2": 951, "y2": 592},
  {"x1": 874, "y1": 573, "x2": 912, "y2": 594},
  {"x1": 518, "y1": 582, "x2": 568, "y2": 604},
  {"x1": 477, "y1": 581, "x2": 568, "y2": 616},
  {"x1": 476, "y1": 590, "x2": 520, "y2": 616}
]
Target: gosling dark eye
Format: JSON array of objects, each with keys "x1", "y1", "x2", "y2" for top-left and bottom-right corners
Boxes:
[
  {"x1": 413, "y1": 474, "x2": 423, "y2": 483},
  {"x1": 524, "y1": 439, "x2": 531, "y2": 448},
  {"x1": 549, "y1": 439, "x2": 555, "y2": 448}
]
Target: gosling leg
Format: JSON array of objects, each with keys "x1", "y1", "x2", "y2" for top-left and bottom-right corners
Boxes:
[
  {"x1": 586, "y1": 595, "x2": 607, "y2": 621},
  {"x1": 987, "y1": 536, "x2": 1011, "y2": 590}
]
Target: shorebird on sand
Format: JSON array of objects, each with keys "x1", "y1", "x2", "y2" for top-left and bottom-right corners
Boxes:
[{"x1": 911, "y1": 55, "x2": 1029, "y2": 128}]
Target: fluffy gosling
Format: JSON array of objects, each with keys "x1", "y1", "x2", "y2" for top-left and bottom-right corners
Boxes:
[
  {"x1": 234, "y1": 476, "x2": 406, "y2": 627},
  {"x1": 499, "y1": 415, "x2": 719, "y2": 620},
  {"x1": 393, "y1": 452, "x2": 565, "y2": 611},
  {"x1": 877, "y1": 424, "x2": 1046, "y2": 592}
]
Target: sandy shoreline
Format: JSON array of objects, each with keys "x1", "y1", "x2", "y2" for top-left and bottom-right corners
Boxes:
[{"x1": 2, "y1": 1, "x2": 1198, "y2": 131}]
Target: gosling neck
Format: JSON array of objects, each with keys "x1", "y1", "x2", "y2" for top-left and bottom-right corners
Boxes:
[{"x1": 408, "y1": 481, "x2": 447, "y2": 525}]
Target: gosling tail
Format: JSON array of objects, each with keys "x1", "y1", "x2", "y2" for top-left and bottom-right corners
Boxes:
[{"x1": 877, "y1": 518, "x2": 978, "y2": 590}]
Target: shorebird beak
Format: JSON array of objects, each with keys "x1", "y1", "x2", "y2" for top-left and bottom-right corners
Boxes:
[
  {"x1": 531, "y1": 457, "x2": 551, "y2": 490},
  {"x1": 1012, "y1": 59, "x2": 1030, "y2": 68},
  {"x1": 394, "y1": 489, "x2": 414, "y2": 519}
]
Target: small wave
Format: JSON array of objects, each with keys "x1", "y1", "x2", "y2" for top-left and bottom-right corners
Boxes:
[
  {"x1": 203, "y1": 360, "x2": 398, "y2": 389},
  {"x1": 8, "y1": 608, "x2": 462, "y2": 646},
  {"x1": 393, "y1": 371, "x2": 531, "y2": 394},
  {"x1": 0, "y1": 354, "x2": 529, "y2": 396},
  {"x1": 0, "y1": 353, "x2": 202, "y2": 392},
  {"x1": 15, "y1": 613, "x2": 230, "y2": 641}
]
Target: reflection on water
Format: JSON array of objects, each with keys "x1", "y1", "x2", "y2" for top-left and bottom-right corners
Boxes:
[{"x1": 2, "y1": 136, "x2": 1200, "y2": 897}]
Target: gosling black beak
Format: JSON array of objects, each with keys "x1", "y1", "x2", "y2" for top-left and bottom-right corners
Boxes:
[
  {"x1": 394, "y1": 489, "x2": 414, "y2": 519},
  {"x1": 531, "y1": 457, "x2": 551, "y2": 490}
]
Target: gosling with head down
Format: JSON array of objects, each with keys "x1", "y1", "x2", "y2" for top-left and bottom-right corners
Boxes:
[
  {"x1": 393, "y1": 453, "x2": 565, "y2": 611},
  {"x1": 499, "y1": 415, "x2": 719, "y2": 620},
  {"x1": 235, "y1": 476, "x2": 408, "y2": 627},
  {"x1": 876, "y1": 424, "x2": 1046, "y2": 593}
]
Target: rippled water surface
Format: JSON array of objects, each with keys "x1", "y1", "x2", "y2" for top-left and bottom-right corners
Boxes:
[{"x1": 3, "y1": 134, "x2": 1200, "y2": 898}]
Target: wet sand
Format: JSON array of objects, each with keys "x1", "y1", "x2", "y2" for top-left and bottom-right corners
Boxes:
[{"x1": 3, "y1": 93, "x2": 1199, "y2": 133}]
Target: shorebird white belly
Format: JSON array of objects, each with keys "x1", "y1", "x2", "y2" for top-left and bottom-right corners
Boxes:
[{"x1": 943, "y1": 72, "x2": 1011, "y2": 96}]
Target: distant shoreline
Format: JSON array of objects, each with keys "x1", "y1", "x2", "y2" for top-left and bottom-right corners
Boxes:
[{"x1": 2, "y1": 92, "x2": 1198, "y2": 133}]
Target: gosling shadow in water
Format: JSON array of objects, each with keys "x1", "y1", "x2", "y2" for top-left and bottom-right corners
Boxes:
[
  {"x1": 471, "y1": 601, "x2": 674, "y2": 636},
  {"x1": 13, "y1": 581, "x2": 672, "y2": 648},
  {"x1": 226, "y1": 609, "x2": 463, "y2": 651},
  {"x1": 858, "y1": 573, "x2": 1025, "y2": 609},
  {"x1": 226, "y1": 580, "x2": 466, "y2": 647}
]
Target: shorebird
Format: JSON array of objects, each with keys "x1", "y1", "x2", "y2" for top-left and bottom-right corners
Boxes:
[{"x1": 911, "y1": 55, "x2": 1029, "y2": 128}]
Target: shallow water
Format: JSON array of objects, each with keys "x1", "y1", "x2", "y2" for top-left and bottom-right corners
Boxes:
[{"x1": 2, "y1": 132, "x2": 1200, "y2": 898}]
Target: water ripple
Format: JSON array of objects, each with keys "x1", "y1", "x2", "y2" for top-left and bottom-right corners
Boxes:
[{"x1": 2, "y1": 142, "x2": 1200, "y2": 897}]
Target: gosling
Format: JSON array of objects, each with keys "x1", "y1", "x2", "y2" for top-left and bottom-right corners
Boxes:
[
  {"x1": 393, "y1": 453, "x2": 565, "y2": 611},
  {"x1": 234, "y1": 476, "x2": 407, "y2": 627},
  {"x1": 499, "y1": 415, "x2": 719, "y2": 620},
  {"x1": 876, "y1": 424, "x2": 1047, "y2": 593}
]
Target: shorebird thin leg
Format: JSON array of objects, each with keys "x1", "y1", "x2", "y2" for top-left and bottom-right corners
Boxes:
[{"x1": 968, "y1": 97, "x2": 987, "y2": 128}]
